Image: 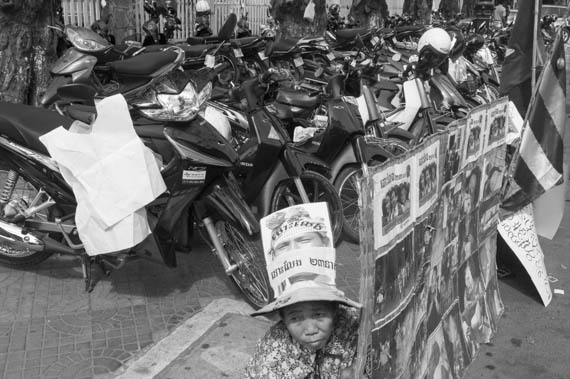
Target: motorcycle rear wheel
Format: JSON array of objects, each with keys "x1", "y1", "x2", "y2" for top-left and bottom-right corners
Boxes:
[
  {"x1": 270, "y1": 170, "x2": 344, "y2": 245},
  {"x1": 215, "y1": 220, "x2": 271, "y2": 309},
  {"x1": 0, "y1": 167, "x2": 54, "y2": 267}
]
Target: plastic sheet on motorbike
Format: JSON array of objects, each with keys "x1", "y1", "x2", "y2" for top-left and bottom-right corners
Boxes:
[{"x1": 39, "y1": 94, "x2": 167, "y2": 256}]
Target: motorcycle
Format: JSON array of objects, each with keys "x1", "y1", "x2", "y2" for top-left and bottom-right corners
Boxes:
[
  {"x1": 0, "y1": 67, "x2": 271, "y2": 308},
  {"x1": 266, "y1": 65, "x2": 397, "y2": 242},
  {"x1": 207, "y1": 69, "x2": 345, "y2": 244},
  {"x1": 141, "y1": 0, "x2": 182, "y2": 46}
]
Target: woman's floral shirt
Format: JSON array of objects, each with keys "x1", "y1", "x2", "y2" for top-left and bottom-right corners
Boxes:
[{"x1": 244, "y1": 306, "x2": 360, "y2": 379}]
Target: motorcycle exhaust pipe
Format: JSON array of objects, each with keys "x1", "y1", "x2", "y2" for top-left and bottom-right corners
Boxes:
[{"x1": 0, "y1": 219, "x2": 77, "y2": 255}]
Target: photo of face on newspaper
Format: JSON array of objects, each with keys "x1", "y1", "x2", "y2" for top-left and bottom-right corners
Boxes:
[{"x1": 263, "y1": 204, "x2": 332, "y2": 260}]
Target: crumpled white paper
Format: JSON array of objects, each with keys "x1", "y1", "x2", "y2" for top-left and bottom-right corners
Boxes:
[{"x1": 39, "y1": 94, "x2": 167, "y2": 256}]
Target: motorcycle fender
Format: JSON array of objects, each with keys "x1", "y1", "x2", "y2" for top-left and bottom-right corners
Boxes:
[
  {"x1": 287, "y1": 147, "x2": 331, "y2": 178},
  {"x1": 40, "y1": 76, "x2": 72, "y2": 107},
  {"x1": 201, "y1": 175, "x2": 260, "y2": 236},
  {"x1": 360, "y1": 139, "x2": 394, "y2": 165},
  {"x1": 385, "y1": 127, "x2": 416, "y2": 142},
  {"x1": 328, "y1": 144, "x2": 357, "y2": 182}
]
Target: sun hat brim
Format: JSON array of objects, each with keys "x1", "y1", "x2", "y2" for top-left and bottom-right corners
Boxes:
[{"x1": 251, "y1": 283, "x2": 362, "y2": 316}]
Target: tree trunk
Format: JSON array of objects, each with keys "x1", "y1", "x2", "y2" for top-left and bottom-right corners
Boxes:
[
  {"x1": 349, "y1": 0, "x2": 388, "y2": 28},
  {"x1": 402, "y1": 0, "x2": 431, "y2": 23},
  {"x1": 271, "y1": 0, "x2": 327, "y2": 38},
  {"x1": 0, "y1": 0, "x2": 60, "y2": 105},
  {"x1": 461, "y1": 0, "x2": 477, "y2": 17},
  {"x1": 438, "y1": 0, "x2": 460, "y2": 19}
]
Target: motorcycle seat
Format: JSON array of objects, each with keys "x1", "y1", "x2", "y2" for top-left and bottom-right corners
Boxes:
[
  {"x1": 186, "y1": 35, "x2": 220, "y2": 45},
  {"x1": 107, "y1": 49, "x2": 180, "y2": 77},
  {"x1": 272, "y1": 38, "x2": 300, "y2": 53},
  {"x1": 231, "y1": 36, "x2": 261, "y2": 47},
  {"x1": 0, "y1": 102, "x2": 73, "y2": 155},
  {"x1": 335, "y1": 28, "x2": 369, "y2": 41},
  {"x1": 276, "y1": 88, "x2": 320, "y2": 108},
  {"x1": 179, "y1": 44, "x2": 215, "y2": 57}
]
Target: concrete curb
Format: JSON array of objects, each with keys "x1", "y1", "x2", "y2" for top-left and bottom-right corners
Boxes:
[{"x1": 108, "y1": 298, "x2": 255, "y2": 379}]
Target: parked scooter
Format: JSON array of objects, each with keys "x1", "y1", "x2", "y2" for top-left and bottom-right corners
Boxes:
[
  {"x1": 207, "y1": 69, "x2": 345, "y2": 243},
  {"x1": 0, "y1": 67, "x2": 271, "y2": 308},
  {"x1": 267, "y1": 67, "x2": 396, "y2": 242}
]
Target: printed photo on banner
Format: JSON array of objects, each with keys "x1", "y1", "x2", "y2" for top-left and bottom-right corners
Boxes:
[
  {"x1": 414, "y1": 212, "x2": 437, "y2": 265},
  {"x1": 445, "y1": 240, "x2": 460, "y2": 276},
  {"x1": 484, "y1": 97, "x2": 508, "y2": 153},
  {"x1": 463, "y1": 105, "x2": 487, "y2": 166},
  {"x1": 481, "y1": 149, "x2": 504, "y2": 201},
  {"x1": 399, "y1": 322, "x2": 427, "y2": 379},
  {"x1": 442, "y1": 303, "x2": 471, "y2": 378},
  {"x1": 441, "y1": 174, "x2": 464, "y2": 246},
  {"x1": 458, "y1": 206, "x2": 479, "y2": 263},
  {"x1": 421, "y1": 325, "x2": 452, "y2": 379},
  {"x1": 414, "y1": 139, "x2": 440, "y2": 218},
  {"x1": 373, "y1": 232, "x2": 417, "y2": 323},
  {"x1": 478, "y1": 236, "x2": 496, "y2": 288},
  {"x1": 463, "y1": 163, "x2": 482, "y2": 217},
  {"x1": 443, "y1": 120, "x2": 465, "y2": 183},
  {"x1": 478, "y1": 194, "x2": 500, "y2": 241},
  {"x1": 259, "y1": 202, "x2": 335, "y2": 297},
  {"x1": 373, "y1": 156, "x2": 414, "y2": 249},
  {"x1": 484, "y1": 276, "x2": 504, "y2": 332},
  {"x1": 370, "y1": 294, "x2": 425, "y2": 378},
  {"x1": 458, "y1": 254, "x2": 495, "y2": 348}
]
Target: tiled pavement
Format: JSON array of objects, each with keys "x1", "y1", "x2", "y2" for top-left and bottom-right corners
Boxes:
[{"x1": 0, "y1": 238, "x2": 362, "y2": 379}]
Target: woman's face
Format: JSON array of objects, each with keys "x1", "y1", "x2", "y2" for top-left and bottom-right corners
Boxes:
[{"x1": 283, "y1": 301, "x2": 336, "y2": 351}]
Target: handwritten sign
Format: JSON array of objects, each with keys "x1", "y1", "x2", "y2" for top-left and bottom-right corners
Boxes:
[{"x1": 497, "y1": 204, "x2": 552, "y2": 306}]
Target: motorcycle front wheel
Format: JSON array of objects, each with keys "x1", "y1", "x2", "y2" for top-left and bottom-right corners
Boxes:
[
  {"x1": 270, "y1": 170, "x2": 344, "y2": 245},
  {"x1": 215, "y1": 220, "x2": 271, "y2": 309},
  {"x1": 0, "y1": 167, "x2": 54, "y2": 267}
]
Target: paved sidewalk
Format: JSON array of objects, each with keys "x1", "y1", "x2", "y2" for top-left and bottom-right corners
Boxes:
[{"x1": 0, "y1": 237, "x2": 361, "y2": 379}]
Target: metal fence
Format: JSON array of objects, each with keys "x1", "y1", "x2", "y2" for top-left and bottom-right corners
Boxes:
[{"x1": 60, "y1": 0, "x2": 269, "y2": 41}]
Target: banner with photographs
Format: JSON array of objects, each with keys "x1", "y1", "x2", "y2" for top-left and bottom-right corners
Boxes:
[{"x1": 356, "y1": 99, "x2": 509, "y2": 379}]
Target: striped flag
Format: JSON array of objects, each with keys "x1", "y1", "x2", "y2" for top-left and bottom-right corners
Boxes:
[
  {"x1": 499, "y1": 0, "x2": 545, "y2": 117},
  {"x1": 501, "y1": 31, "x2": 566, "y2": 213}
]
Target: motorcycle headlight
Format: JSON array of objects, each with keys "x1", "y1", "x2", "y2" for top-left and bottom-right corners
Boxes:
[
  {"x1": 66, "y1": 27, "x2": 109, "y2": 52},
  {"x1": 137, "y1": 81, "x2": 212, "y2": 121}
]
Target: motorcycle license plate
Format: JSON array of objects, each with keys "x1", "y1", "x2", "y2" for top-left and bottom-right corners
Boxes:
[
  {"x1": 233, "y1": 48, "x2": 244, "y2": 58},
  {"x1": 371, "y1": 36, "x2": 380, "y2": 46},
  {"x1": 293, "y1": 57, "x2": 304, "y2": 67},
  {"x1": 326, "y1": 52, "x2": 336, "y2": 61},
  {"x1": 205, "y1": 54, "x2": 215, "y2": 68},
  {"x1": 258, "y1": 51, "x2": 267, "y2": 60},
  {"x1": 182, "y1": 167, "x2": 206, "y2": 185}
]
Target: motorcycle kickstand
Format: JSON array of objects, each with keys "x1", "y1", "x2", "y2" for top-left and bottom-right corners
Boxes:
[{"x1": 79, "y1": 255, "x2": 111, "y2": 292}]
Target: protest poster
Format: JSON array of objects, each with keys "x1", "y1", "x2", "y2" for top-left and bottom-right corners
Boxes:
[
  {"x1": 414, "y1": 138, "x2": 440, "y2": 219},
  {"x1": 356, "y1": 98, "x2": 509, "y2": 379},
  {"x1": 497, "y1": 205, "x2": 552, "y2": 306},
  {"x1": 463, "y1": 105, "x2": 487, "y2": 167},
  {"x1": 373, "y1": 155, "x2": 415, "y2": 249},
  {"x1": 483, "y1": 97, "x2": 509, "y2": 153},
  {"x1": 443, "y1": 119, "x2": 465, "y2": 183}
]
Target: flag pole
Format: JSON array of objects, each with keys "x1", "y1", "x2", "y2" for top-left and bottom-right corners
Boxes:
[{"x1": 531, "y1": 0, "x2": 539, "y2": 92}]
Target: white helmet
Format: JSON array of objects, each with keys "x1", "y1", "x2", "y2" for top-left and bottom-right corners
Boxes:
[
  {"x1": 417, "y1": 27, "x2": 452, "y2": 56},
  {"x1": 416, "y1": 27, "x2": 452, "y2": 71},
  {"x1": 196, "y1": 0, "x2": 210, "y2": 13}
]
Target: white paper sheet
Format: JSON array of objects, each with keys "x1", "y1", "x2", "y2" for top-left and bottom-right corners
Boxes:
[
  {"x1": 498, "y1": 205, "x2": 552, "y2": 306},
  {"x1": 40, "y1": 94, "x2": 167, "y2": 255}
]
